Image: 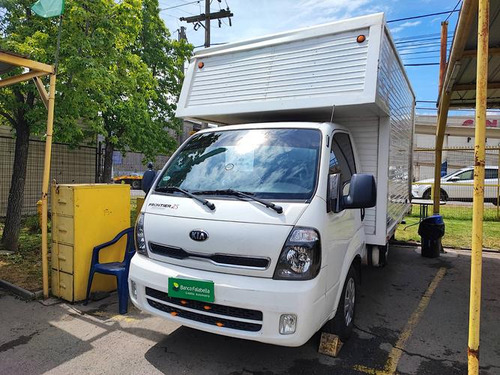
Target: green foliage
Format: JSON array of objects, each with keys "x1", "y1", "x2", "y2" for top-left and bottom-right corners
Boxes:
[
  {"x1": 0, "y1": 0, "x2": 193, "y2": 153},
  {"x1": 24, "y1": 215, "x2": 41, "y2": 233}
]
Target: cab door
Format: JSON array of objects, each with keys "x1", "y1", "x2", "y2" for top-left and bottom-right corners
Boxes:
[{"x1": 324, "y1": 132, "x2": 363, "y2": 298}]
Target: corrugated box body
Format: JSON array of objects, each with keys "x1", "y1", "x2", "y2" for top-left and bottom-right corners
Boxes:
[
  {"x1": 177, "y1": 13, "x2": 409, "y2": 123},
  {"x1": 176, "y1": 13, "x2": 415, "y2": 246},
  {"x1": 51, "y1": 184, "x2": 130, "y2": 302}
]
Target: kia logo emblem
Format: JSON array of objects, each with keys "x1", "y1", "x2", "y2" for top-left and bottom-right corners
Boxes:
[{"x1": 190, "y1": 230, "x2": 209, "y2": 242}]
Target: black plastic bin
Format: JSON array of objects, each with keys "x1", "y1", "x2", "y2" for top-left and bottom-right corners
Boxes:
[{"x1": 418, "y1": 215, "x2": 445, "y2": 258}]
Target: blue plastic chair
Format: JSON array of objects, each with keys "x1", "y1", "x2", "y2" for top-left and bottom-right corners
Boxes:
[{"x1": 84, "y1": 227, "x2": 135, "y2": 314}]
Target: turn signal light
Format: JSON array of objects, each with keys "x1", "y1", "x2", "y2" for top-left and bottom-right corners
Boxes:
[
  {"x1": 170, "y1": 311, "x2": 178, "y2": 316},
  {"x1": 203, "y1": 305, "x2": 211, "y2": 310},
  {"x1": 181, "y1": 300, "x2": 187, "y2": 305},
  {"x1": 198, "y1": 61, "x2": 205, "y2": 69},
  {"x1": 216, "y1": 322, "x2": 224, "y2": 327},
  {"x1": 357, "y1": 35, "x2": 366, "y2": 43}
]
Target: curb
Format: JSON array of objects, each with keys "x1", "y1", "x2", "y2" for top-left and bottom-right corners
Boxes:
[
  {"x1": 391, "y1": 240, "x2": 500, "y2": 253},
  {"x1": 0, "y1": 279, "x2": 43, "y2": 300}
]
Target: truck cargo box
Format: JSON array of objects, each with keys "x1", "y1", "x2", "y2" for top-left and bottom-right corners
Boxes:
[{"x1": 176, "y1": 13, "x2": 415, "y2": 246}]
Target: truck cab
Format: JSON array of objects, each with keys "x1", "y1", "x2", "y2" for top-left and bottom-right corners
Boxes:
[{"x1": 130, "y1": 122, "x2": 375, "y2": 346}]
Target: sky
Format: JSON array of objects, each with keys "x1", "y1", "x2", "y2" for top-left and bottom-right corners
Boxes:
[{"x1": 160, "y1": 0, "x2": 463, "y2": 116}]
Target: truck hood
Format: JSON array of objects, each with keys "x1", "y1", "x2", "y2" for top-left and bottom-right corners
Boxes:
[{"x1": 143, "y1": 193, "x2": 312, "y2": 278}]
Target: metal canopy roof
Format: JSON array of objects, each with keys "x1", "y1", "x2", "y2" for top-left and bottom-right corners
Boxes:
[
  {"x1": 0, "y1": 50, "x2": 54, "y2": 88},
  {"x1": 444, "y1": 0, "x2": 500, "y2": 108},
  {"x1": 0, "y1": 50, "x2": 27, "y2": 74}
]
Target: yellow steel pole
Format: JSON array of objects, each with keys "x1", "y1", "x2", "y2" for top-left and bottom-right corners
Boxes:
[
  {"x1": 497, "y1": 148, "x2": 499, "y2": 219},
  {"x1": 468, "y1": 0, "x2": 489, "y2": 373},
  {"x1": 41, "y1": 74, "x2": 56, "y2": 299},
  {"x1": 433, "y1": 92, "x2": 451, "y2": 214}
]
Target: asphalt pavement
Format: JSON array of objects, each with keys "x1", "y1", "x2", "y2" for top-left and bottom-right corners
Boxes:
[{"x1": 1, "y1": 245, "x2": 499, "y2": 375}]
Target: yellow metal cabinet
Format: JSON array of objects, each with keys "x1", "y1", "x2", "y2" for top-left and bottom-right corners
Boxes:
[{"x1": 51, "y1": 184, "x2": 130, "y2": 302}]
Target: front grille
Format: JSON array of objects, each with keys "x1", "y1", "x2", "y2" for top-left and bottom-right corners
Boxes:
[
  {"x1": 149, "y1": 242, "x2": 270, "y2": 269},
  {"x1": 147, "y1": 299, "x2": 262, "y2": 332},
  {"x1": 146, "y1": 287, "x2": 263, "y2": 321}
]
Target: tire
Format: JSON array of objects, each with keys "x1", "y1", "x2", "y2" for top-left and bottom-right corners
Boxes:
[
  {"x1": 131, "y1": 180, "x2": 141, "y2": 190},
  {"x1": 323, "y1": 265, "x2": 358, "y2": 341},
  {"x1": 379, "y1": 243, "x2": 389, "y2": 267},
  {"x1": 422, "y1": 188, "x2": 447, "y2": 201},
  {"x1": 366, "y1": 245, "x2": 387, "y2": 267}
]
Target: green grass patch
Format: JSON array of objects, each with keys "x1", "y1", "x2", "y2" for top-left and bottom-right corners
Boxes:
[{"x1": 395, "y1": 205, "x2": 500, "y2": 250}]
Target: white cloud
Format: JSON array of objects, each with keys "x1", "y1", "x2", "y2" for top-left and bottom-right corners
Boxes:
[
  {"x1": 390, "y1": 20, "x2": 422, "y2": 33},
  {"x1": 288, "y1": 0, "x2": 388, "y2": 29}
]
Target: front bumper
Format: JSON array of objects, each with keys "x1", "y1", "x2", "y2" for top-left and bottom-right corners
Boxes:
[{"x1": 129, "y1": 254, "x2": 328, "y2": 347}]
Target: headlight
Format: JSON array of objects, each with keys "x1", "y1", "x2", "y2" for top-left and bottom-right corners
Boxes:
[
  {"x1": 135, "y1": 213, "x2": 148, "y2": 256},
  {"x1": 273, "y1": 227, "x2": 321, "y2": 280}
]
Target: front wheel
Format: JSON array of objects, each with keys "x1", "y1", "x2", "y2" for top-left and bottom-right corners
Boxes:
[
  {"x1": 131, "y1": 180, "x2": 141, "y2": 189},
  {"x1": 422, "y1": 188, "x2": 447, "y2": 201},
  {"x1": 322, "y1": 265, "x2": 358, "y2": 341}
]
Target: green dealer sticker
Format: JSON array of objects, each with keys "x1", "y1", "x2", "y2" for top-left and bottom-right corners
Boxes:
[{"x1": 168, "y1": 277, "x2": 214, "y2": 303}]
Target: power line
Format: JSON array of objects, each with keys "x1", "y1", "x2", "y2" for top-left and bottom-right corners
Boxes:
[
  {"x1": 399, "y1": 49, "x2": 446, "y2": 56},
  {"x1": 395, "y1": 32, "x2": 443, "y2": 41},
  {"x1": 387, "y1": 9, "x2": 460, "y2": 23},
  {"x1": 395, "y1": 33, "x2": 444, "y2": 41},
  {"x1": 160, "y1": 1, "x2": 201, "y2": 11},
  {"x1": 444, "y1": 0, "x2": 462, "y2": 22},
  {"x1": 403, "y1": 55, "x2": 441, "y2": 61},
  {"x1": 397, "y1": 41, "x2": 451, "y2": 50},
  {"x1": 395, "y1": 35, "x2": 453, "y2": 45},
  {"x1": 167, "y1": 5, "x2": 197, "y2": 15},
  {"x1": 404, "y1": 63, "x2": 441, "y2": 66}
]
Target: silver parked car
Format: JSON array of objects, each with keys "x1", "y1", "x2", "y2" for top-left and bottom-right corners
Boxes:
[{"x1": 412, "y1": 166, "x2": 499, "y2": 204}]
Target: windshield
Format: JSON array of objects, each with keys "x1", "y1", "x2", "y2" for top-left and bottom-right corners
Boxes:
[{"x1": 156, "y1": 128, "x2": 322, "y2": 200}]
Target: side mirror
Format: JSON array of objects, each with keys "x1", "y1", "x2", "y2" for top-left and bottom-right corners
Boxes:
[
  {"x1": 449, "y1": 177, "x2": 460, "y2": 182},
  {"x1": 328, "y1": 173, "x2": 341, "y2": 212},
  {"x1": 343, "y1": 174, "x2": 377, "y2": 209}
]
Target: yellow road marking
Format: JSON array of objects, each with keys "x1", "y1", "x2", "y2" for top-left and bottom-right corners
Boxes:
[{"x1": 354, "y1": 267, "x2": 447, "y2": 375}]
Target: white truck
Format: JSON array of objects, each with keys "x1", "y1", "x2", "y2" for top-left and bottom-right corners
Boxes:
[{"x1": 129, "y1": 13, "x2": 415, "y2": 347}]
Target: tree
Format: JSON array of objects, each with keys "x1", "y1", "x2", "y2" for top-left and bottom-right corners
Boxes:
[
  {"x1": 0, "y1": 0, "x2": 62, "y2": 251},
  {"x1": 0, "y1": 0, "x2": 192, "y2": 250},
  {"x1": 98, "y1": 0, "x2": 192, "y2": 182}
]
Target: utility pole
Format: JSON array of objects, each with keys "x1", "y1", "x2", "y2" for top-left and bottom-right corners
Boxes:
[
  {"x1": 179, "y1": 0, "x2": 233, "y2": 130},
  {"x1": 179, "y1": 0, "x2": 233, "y2": 48},
  {"x1": 205, "y1": 0, "x2": 210, "y2": 47}
]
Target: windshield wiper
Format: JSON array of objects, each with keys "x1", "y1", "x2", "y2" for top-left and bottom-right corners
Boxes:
[
  {"x1": 155, "y1": 186, "x2": 216, "y2": 211},
  {"x1": 194, "y1": 189, "x2": 283, "y2": 214}
]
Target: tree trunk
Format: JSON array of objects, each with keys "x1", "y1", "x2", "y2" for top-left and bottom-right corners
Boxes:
[
  {"x1": 102, "y1": 140, "x2": 114, "y2": 183},
  {"x1": 1, "y1": 122, "x2": 30, "y2": 251}
]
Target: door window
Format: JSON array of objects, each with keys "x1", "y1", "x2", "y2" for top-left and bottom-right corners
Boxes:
[
  {"x1": 485, "y1": 169, "x2": 498, "y2": 179},
  {"x1": 330, "y1": 132, "x2": 356, "y2": 197},
  {"x1": 454, "y1": 170, "x2": 473, "y2": 181}
]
